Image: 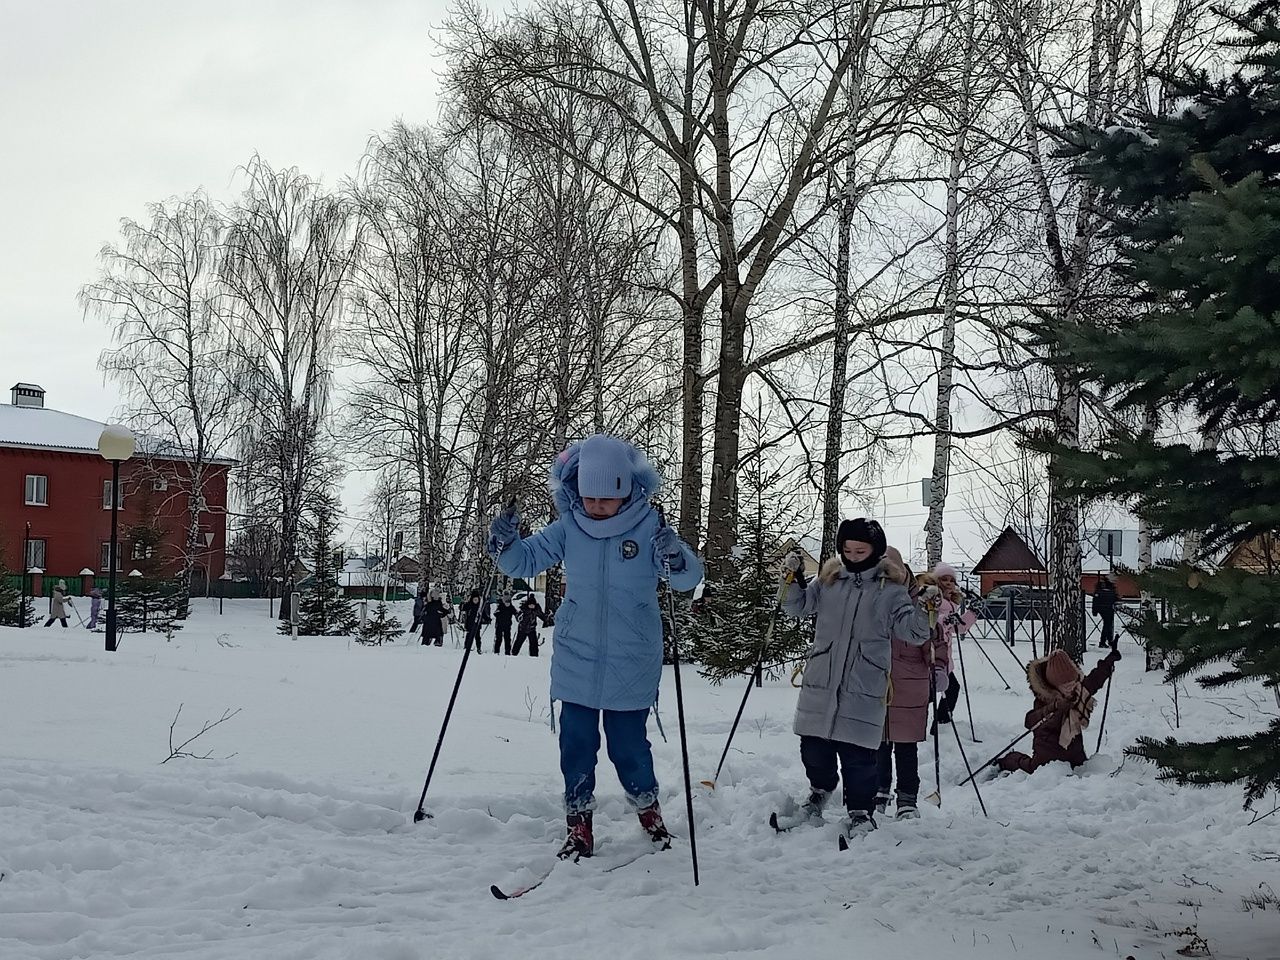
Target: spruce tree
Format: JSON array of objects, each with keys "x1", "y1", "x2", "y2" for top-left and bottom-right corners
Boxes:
[
  {"x1": 686, "y1": 436, "x2": 811, "y2": 684},
  {"x1": 356, "y1": 602, "x2": 405, "y2": 645},
  {"x1": 0, "y1": 539, "x2": 32, "y2": 627},
  {"x1": 116, "y1": 490, "x2": 183, "y2": 635},
  {"x1": 290, "y1": 496, "x2": 360, "y2": 637},
  {"x1": 1052, "y1": 2, "x2": 1280, "y2": 803}
]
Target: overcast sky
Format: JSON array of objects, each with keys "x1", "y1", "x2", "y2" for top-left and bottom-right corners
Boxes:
[
  {"x1": 0, "y1": 0, "x2": 445, "y2": 422},
  {"x1": 0, "y1": 1, "x2": 1116, "y2": 567}
]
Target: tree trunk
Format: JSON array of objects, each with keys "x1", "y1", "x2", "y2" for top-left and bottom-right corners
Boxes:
[
  {"x1": 1048, "y1": 366, "x2": 1084, "y2": 661},
  {"x1": 925, "y1": 0, "x2": 975, "y2": 570},
  {"x1": 822, "y1": 13, "x2": 864, "y2": 559}
]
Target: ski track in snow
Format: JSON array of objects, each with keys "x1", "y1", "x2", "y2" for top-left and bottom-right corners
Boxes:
[{"x1": 1, "y1": 600, "x2": 1277, "y2": 960}]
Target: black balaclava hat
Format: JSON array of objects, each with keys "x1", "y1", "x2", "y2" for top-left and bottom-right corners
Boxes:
[{"x1": 836, "y1": 518, "x2": 887, "y2": 573}]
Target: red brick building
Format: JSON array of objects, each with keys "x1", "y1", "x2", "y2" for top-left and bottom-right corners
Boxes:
[{"x1": 1, "y1": 383, "x2": 232, "y2": 593}]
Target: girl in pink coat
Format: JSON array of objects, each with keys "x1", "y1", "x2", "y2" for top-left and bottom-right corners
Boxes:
[
  {"x1": 932, "y1": 563, "x2": 978, "y2": 729},
  {"x1": 875, "y1": 564, "x2": 951, "y2": 819}
]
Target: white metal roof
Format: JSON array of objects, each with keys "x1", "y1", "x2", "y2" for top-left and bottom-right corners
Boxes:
[{"x1": 0, "y1": 403, "x2": 235, "y2": 465}]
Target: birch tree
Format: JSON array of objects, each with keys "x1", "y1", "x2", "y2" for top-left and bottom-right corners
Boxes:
[
  {"x1": 83, "y1": 191, "x2": 240, "y2": 595},
  {"x1": 221, "y1": 158, "x2": 360, "y2": 622}
]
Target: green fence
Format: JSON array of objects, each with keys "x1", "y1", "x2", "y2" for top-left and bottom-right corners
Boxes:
[{"x1": 2, "y1": 574, "x2": 114, "y2": 598}]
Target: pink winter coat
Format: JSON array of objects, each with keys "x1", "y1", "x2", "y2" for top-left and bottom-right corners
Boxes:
[
  {"x1": 885, "y1": 614, "x2": 952, "y2": 744},
  {"x1": 937, "y1": 597, "x2": 978, "y2": 651}
]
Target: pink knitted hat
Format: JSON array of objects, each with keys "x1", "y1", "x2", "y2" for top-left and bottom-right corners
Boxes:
[{"x1": 932, "y1": 562, "x2": 958, "y2": 580}]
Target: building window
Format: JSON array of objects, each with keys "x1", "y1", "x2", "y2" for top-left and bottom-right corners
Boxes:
[
  {"x1": 131, "y1": 542, "x2": 154, "y2": 561},
  {"x1": 24, "y1": 475, "x2": 48, "y2": 506},
  {"x1": 25, "y1": 539, "x2": 46, "y2": 570},
  {"x1": 102, "y1": 480, "x2": 125, "y2": 510},
  {"x1": 100, "y1": 543, "x2": 122, "y2": 572}
]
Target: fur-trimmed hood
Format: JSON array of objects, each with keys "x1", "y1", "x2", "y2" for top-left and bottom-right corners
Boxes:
[
  {"x1": 818, "y1": 554, "x2": 907, "y2": 586},
  {"x1": 1026, "y1": 653, "x2": 1082, "y2": 702},
  {"x1": 549, "y1": 436, "x2": 662, "y2": 517}
]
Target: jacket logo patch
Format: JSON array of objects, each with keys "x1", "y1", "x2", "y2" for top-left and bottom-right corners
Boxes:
[{"x1": 622, "y1": 540, "x2": 639, "y2": 560}]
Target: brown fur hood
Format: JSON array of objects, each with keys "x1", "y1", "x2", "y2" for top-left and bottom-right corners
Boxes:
[{"x1": 1026, "y1": 653, "x2": 1080, "y2": 702}]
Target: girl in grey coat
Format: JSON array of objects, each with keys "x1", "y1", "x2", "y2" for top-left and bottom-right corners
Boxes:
[{"x1": 780, "y1": 519, "x2": 935, "y2": 838}]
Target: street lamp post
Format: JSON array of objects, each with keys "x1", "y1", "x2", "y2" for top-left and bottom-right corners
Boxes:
[
  {"x1": 203, "y1": 531, "x2": 216, "y2": 597},
  {"x1": 98, "y1": 425, "x2": 135, "y2": 653},
  {"x1": 20, "y1": 521, "x2": 31, "y2": 628},
  {"x1": 219, "y1": 572, "x2": 232, "y2": 615}
]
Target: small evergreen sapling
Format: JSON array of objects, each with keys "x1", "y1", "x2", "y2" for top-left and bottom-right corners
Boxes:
[
  {"x1": 289, "y1": 495, "x2": 360, "y2": 637},
  {"x1": 357, "y1": 602, "x2": 405, "y2": 645}
]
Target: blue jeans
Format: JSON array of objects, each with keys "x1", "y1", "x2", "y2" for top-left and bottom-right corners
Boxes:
[{"x1": 559, "y1": 701, "x2": 659, "y2": 813}]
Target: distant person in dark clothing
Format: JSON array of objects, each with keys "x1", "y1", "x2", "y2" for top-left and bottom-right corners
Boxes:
[
  {"x1": 493, "y1": 591, "x2": 517, "y2": 654},
  {"x1": 1092, "y1": 575, "x2": 1119, "y2": 650},
  {"x1": 410, "y1": 589, "x2": 427, "y2": 633},
  {"x1": 513, "y1": 593, "x2": 549, "y2": 656},
  {"x1": 421, "y1": 588, "x2": 451, "y2": 647},
  {"x1": 460, "y1": 589, "x2": 490, "y2": 655}
]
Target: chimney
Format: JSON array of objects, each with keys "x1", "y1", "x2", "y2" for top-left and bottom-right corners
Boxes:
[{"x1": 10, "y1": 383, "x2": 45, "y2": 409}]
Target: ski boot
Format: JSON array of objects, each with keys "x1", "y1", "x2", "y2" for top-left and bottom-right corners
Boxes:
[
  {"x1": 637, "y1": 803, "x2": 672, "y2": 850},
  {"x1": 770, "y1": 788, "x2": 830, "y2": 831},
  {"x1": 895, "y1": 795, "x2": 920, "y2": 820},
  {"x1": 801, "y1": 788, "x2": 831, "y2": 820},
  {"x1": 840, "y1": 811, "x2": 878, "y2": 842},
  {"x1": 557, "y1": 811, "x2": 594, "y2": 860},
  {"x1": 874, "y1": 791, "x2": 891, "y2": 816}
]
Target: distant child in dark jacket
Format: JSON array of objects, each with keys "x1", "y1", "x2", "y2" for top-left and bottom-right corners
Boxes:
[
  {"x1": 459, "y1": 590, "x2": 490, "y2": 655},
  {"x1": 513, "y1": 593, "x2": 549, "y2": 656},
  {"x1": 493, "y1": 591, "x2": 517, "y2": 654},
  {"x1": 421, "y1": 589, "x2": 451, "y2": 646},
  {"x1": 998, "y1": 648, "x2": 1120, "y2": 774}
]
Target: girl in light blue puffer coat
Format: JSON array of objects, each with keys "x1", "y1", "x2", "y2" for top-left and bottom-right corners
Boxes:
[{"x1": 489, "y1": 435, "x2": 703, "y2": 860}]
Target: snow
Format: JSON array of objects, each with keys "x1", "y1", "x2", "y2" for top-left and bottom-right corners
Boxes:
[
  {"x1": 1, "y1": 601, "x2": 1277, "y2": 960},
  {"x1": 0, "y1": 401, "x2": 234, "y2": 463}
]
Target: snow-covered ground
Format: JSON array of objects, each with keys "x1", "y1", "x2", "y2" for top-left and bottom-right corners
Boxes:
[{"x1": 1, "y1": 600, "x2": 1276, "y2": 960}]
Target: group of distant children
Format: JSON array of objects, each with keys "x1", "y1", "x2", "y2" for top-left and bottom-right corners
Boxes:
[
  {"x1": 410, "y1": 586, "x2": 551, "y2": 656},
  {"x1": 41, "y1": 580, "x2": 103, "y2": 630}
]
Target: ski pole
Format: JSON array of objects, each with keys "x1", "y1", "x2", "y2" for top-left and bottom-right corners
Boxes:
[
  {"x1": 957, "y1": 719, "x2": 1045, "y2": 787},
  {"x1": 954, "y1": 631, "x2": 979, "y2": 742},
  {"x1": 925, "y1": 614, "x2": 942, "y2": 807},
  {"x1": 949, "y1": 721, "x2": 988, "y2": 817},
  {"x1": 966, "y1": 631, "x2": 1012, "y2": 690},
  {"x1": 658, "y1": 508, "x2": 699, "y2": 886},
  {"x1": 1095, "y1": 672, "x2": 1114, "y2": 753},
  {"x1": 413, "y1": 498, "x2": 516, "y2": 823},
  {"x1": 702, "y1": 570, "x2": 793, "y2": 789}
]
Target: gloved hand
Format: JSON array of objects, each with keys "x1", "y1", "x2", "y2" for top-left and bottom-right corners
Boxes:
[
  {"x1": 1106, "y1": 647, "x2": 1122, "y2": 664},
  {"x1": 487, "y1": 508, "x2": 521, "y2": 557},
  {"x1": 652, "y1": 525, "x2": 687, "y2": 572},
  {"x1": 782, "y1": 551, "x2": 803, "y2": 574},
  {"x1": 931, "y1": 665, "x2": 950, "y2": 698},
  {"x1": 920, "y1": 585, "x2": 942, "y2": 606}
]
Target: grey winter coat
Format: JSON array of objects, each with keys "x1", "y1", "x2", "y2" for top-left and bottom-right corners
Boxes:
[
  {"x1": 49, "y1": 588, "x2": 71, "y2": 619},
  {"x1": 783, "y1": 558, "x2": 932, "y2": 749}
]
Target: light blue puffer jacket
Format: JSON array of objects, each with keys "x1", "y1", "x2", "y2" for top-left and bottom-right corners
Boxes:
[{"x1": 494, "y1": 442, "x2": 703, "y2": 711}]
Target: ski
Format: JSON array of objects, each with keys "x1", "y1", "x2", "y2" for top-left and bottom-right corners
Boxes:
[
  {"x1": 769, "y1": 809, "x2": 823, "y2": 833},
  {"x1": 490, "y1": 842, "x2": 669, "y2": 900},
  {"x1": 491, "y1": 866, "x2": 556, "y2": 900}
]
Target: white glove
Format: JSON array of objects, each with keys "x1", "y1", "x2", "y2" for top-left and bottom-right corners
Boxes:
[
  {"x1": 782, "y1": 552, "x2": 803, "y2": 574},
  {"x1": 920, "y1": 585, "x2": 942, "y2": 605}
]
